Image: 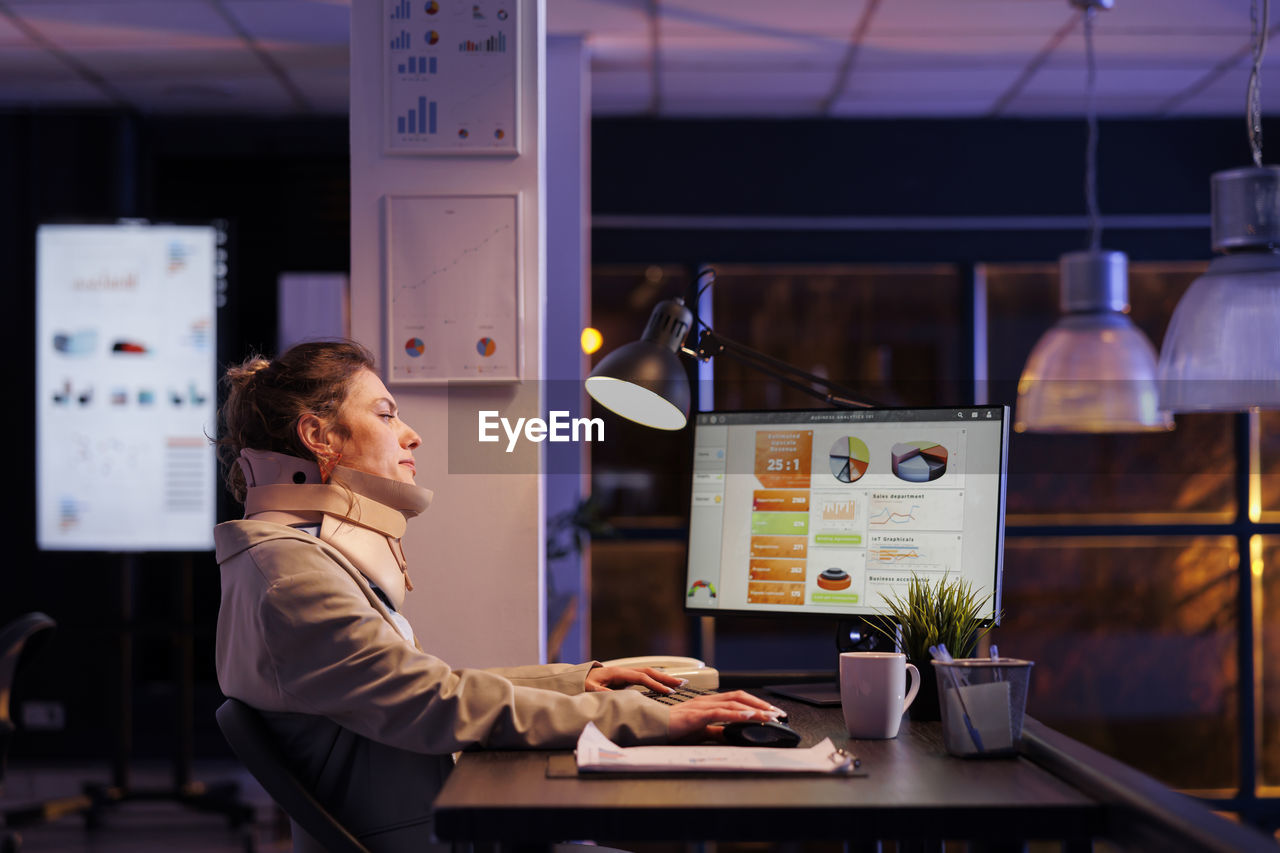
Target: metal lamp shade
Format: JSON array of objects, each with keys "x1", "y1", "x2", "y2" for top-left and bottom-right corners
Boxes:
[
  {"x1": 586, "y1": 341, "x2": 691, "y2": 430},
  {"x1": 1157, "y1": 253, "x2": 1280, "y2": 411},
  {"x1": 1016, "y1": 250, "x2": 1173, "y2": 433},
  {"x1": 586, "y1": 298, "x2": 694, "y2": 430}
]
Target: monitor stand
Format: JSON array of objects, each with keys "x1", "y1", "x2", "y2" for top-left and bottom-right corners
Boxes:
[{"x1": 765, "y1": 618, "x2": 894, "y2": 706}]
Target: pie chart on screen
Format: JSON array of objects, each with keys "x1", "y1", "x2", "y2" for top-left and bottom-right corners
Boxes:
[
  {"x1": 405, "y1": 338, "x2": 425, "y2": 358},
  {"x1": 891, "y1": 441, "x2": 948, "y2": 482},
  {"x1": 476, "y1": 337, "x2": 496, "y2": 357},
  {"x1": 828, "y1": 436, "x2": 870, "y2": 483}
]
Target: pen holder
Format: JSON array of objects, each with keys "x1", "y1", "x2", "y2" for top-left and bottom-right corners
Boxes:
[{"x1": 931, "y1": 658, "x2": 1034, "y2": 758}]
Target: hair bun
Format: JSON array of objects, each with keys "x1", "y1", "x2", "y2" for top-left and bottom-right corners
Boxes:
[{"x1": 224, "y1": 357, "x2": 271, "y2": 388}]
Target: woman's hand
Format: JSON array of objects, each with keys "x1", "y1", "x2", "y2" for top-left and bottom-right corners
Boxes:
[
  {"x1": 667, "y1": 691, "x2": 785, "y2": 742},
  {"x1": 584, "y1": 665, "x2": 684, "y2": 693}
]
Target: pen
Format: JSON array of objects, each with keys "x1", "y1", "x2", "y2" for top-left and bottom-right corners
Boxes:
[{"x1": 830, "y1": 747, "x2": 861, "y2": 771}]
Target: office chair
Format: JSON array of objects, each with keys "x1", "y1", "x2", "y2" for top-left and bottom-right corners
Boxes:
[
  {"x1": 215, "y1": 698, "x2": 369, "y2": 853},
  {"x1": 1, "y1": 612, "x2": 93, "y2": 853}
]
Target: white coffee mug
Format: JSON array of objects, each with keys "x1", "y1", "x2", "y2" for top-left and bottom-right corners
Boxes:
[{"x1": 839, "y1": 651, "x2": 920, "y2": 739}]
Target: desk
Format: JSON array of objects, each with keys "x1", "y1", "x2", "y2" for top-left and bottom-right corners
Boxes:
[{"x1": 433, "y1": 700, "x2": 1277, "y2": 851}]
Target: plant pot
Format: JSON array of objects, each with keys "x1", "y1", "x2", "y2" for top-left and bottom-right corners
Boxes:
[{"x1": 908, "y1": 658, "x2": 941, "y2": 722}]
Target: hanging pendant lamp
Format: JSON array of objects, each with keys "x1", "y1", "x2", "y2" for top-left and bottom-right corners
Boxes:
[
  {"x1": 1016, "y1": 251, "x2": 1173, "y2": 432},
  {"x1": 1015, "y1": 0, "x2": 1172, "y2": 433},
  {"x1": 1157, "y1": 0, "x2": 1280, "y2": 412}
]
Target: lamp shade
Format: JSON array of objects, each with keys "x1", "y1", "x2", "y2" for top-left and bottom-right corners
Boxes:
[
  {"x1": 585, "y1": 298, "x2": 693, "y2": 430},
  {"x1": 1157, "y1": 167, "x2": 1280, "y2": 411},
  {"x1": 1016, "y1": 251, "x2": 1173, "y2": 433}
]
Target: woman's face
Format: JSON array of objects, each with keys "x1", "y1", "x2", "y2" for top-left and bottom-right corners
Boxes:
[{"x1": 332, "y1": 369, "x2": 422, "y2": 484}]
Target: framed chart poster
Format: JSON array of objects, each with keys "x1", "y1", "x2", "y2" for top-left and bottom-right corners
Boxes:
[
  {"x1": 384, "y1": 194, "x2": 522, "y2": 384},
  {"x1": 384, "y1": 0, "x2": 519, "y2": 155}
]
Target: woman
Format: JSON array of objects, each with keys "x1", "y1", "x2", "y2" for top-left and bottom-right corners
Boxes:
[{"x1": 214, "y1": 341, "x2": 780, "y2": 852}]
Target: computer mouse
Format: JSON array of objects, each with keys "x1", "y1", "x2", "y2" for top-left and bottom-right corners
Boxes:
[{"x1": 721, "y1": 720, "x2": 802, "y2": 748}]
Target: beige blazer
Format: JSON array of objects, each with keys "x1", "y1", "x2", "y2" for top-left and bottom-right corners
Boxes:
[{"x1": 214, "y1": 520, "x2": 668, "y2": 851}]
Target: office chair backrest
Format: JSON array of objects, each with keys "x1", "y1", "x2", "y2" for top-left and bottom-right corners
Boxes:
[
  {"x1": 215, "y1": 698, "x2": 370, "y2": 853},
  {"x1": 0, "y1": 612, "x2": 56, "y2": 784}
]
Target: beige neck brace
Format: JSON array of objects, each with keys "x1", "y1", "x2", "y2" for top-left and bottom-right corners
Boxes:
[{"x1": 237, "y1": 449, "x2": 433, "y2": 610}]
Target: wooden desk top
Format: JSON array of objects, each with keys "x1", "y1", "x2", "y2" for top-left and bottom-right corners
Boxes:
[{"x1": 433, "y1": 699, "x2": 1104, "y2": 844}]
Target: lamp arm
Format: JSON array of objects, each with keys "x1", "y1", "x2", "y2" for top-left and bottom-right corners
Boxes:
[{"x1": 693, "y1": 329, "x2": 881, "y2": 409}]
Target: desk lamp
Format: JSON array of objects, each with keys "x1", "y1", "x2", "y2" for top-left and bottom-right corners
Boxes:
[
  {"x1": 586, "y1": 267, "x2": 878, "y2": 428},
  {"x1": 1156, "y1": 0, "x2": 1280, "y2": 411}
]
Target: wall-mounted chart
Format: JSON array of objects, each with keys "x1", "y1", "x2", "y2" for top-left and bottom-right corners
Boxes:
[
  {"x1": 384, "y1": 194, "x2": 521, "y2": 383},
  {"x1": 384, "y1": 0, "x2": 518, "y2": 154},
  {"x1": 36, "y1": 223, "x2": 219, "y2": 551}
]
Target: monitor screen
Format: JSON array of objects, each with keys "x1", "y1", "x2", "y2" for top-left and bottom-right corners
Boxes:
[
  {"x1": 36, "y1": 222, "x2": 222, "y2": 551},
  {"x1": 684, "y1": 406, "x2": 1008, "y2": 621}
]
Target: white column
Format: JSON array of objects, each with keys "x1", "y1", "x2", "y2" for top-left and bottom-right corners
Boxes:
[{"x1": 348, "y1": 0, "x2": 548, "y2": 667}]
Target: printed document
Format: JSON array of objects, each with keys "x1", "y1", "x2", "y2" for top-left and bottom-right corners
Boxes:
[{"x1": 575, "y1": 722, "x2": 857, "y2": 774}]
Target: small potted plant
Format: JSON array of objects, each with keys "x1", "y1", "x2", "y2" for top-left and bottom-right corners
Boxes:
[{"x1": 868, "y1": 574, "x2": 998, "y2": 721}]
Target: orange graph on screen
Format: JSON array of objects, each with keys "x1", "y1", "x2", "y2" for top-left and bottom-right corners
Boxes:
[
  {"x1": 754, "y1": 430, "x2": 812, "y2": 489},
  {"x1": 871, "y1": 547, "x2": 921, "y2": 562},
  {"x1": 821, "y1": 499, "x2": 857, "y2": 521},
  {"x1": 870, "y1": 505, "x2": 919, "y2": 525}
]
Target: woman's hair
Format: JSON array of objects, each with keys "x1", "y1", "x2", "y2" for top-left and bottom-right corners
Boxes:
[{"x1": 217, "y1": 340, "x2": 376, "y2": 501}]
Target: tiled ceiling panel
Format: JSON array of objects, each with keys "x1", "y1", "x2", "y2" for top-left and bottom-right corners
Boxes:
[
  {"x1": 548, "y1": 0, "x2": 650, "y2": 36},
  {"x1": 110, "y1": 71, "x2": 301, "y2": 114},
  {"x1": 9, "y1": 1, "x2": 239, "y2": 49},
  {"x1": 1015, "y1": 67, "x2": 1214, "y2": 102},
  {"x1": 857, "y1": 34, "x2": 1047, "y2": 69},
  {"x1": 0, "y1": 44, "x2": 105, "y2": 104},
  {"x1": 657, "y1": 0, "x2": 867, "y2": 38},
  {"x1": 222, "y1": 0, "x2": 350, "y2": 46},
  {"x1": 832, "y1": 67, "x2": 1016, "y2": 116},
  {"x1": 1166, "y1": 67, "x2": 1280, "y2": 117},
  {"x1": 869, "y1": 0, "x2": 1077, "y2": 34},
  {"x1": 1046, "y1": 32, "x2": 1252, "y2": 66},
  {"x1": 0, "y1": 0, "x2": 1272, "y2": 118},
  {"x1": 1099, "y1": 0, "x2": 1252, "y2": 30},
  {"x1": 659, "y1": 68, "x2": 834, "y2": 116},
  {"x1": 76, "y1": 47, "x2": 264, "y2": 79}
]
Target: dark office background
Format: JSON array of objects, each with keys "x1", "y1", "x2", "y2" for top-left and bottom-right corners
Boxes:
[{"x1": 0, "y1": 111, "x2": 1265, "y2": 766}]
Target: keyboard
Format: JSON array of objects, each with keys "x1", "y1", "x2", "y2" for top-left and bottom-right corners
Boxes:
[
  {"x1": 638, "y1": 684, "x2": 720, "y2": 706},
  {"x1": 639, "y1": 685, "x2": 789, "y2": 722}
]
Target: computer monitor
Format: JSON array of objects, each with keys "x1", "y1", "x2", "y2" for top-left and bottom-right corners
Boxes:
[{"x1": 684, "y1": 406, "x2": 1008, "y2": 624}]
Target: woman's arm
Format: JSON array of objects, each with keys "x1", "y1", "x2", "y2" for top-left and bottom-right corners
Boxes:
[
  {"x1": 219, "y1": 536, "x2": 671, "y2": 753},
  {"x1": 482, "y1": 662, "x2": 682, "y2": 695}
]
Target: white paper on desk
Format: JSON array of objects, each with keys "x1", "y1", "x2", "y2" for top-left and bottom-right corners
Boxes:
[{"x1": 575, "y1": 722, "x2": 854, "y2": 774}]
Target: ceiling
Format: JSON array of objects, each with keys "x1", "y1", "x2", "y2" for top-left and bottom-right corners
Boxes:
[{"x1": 0, "y1": 0, "x2": 1277, "y2": 118}]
